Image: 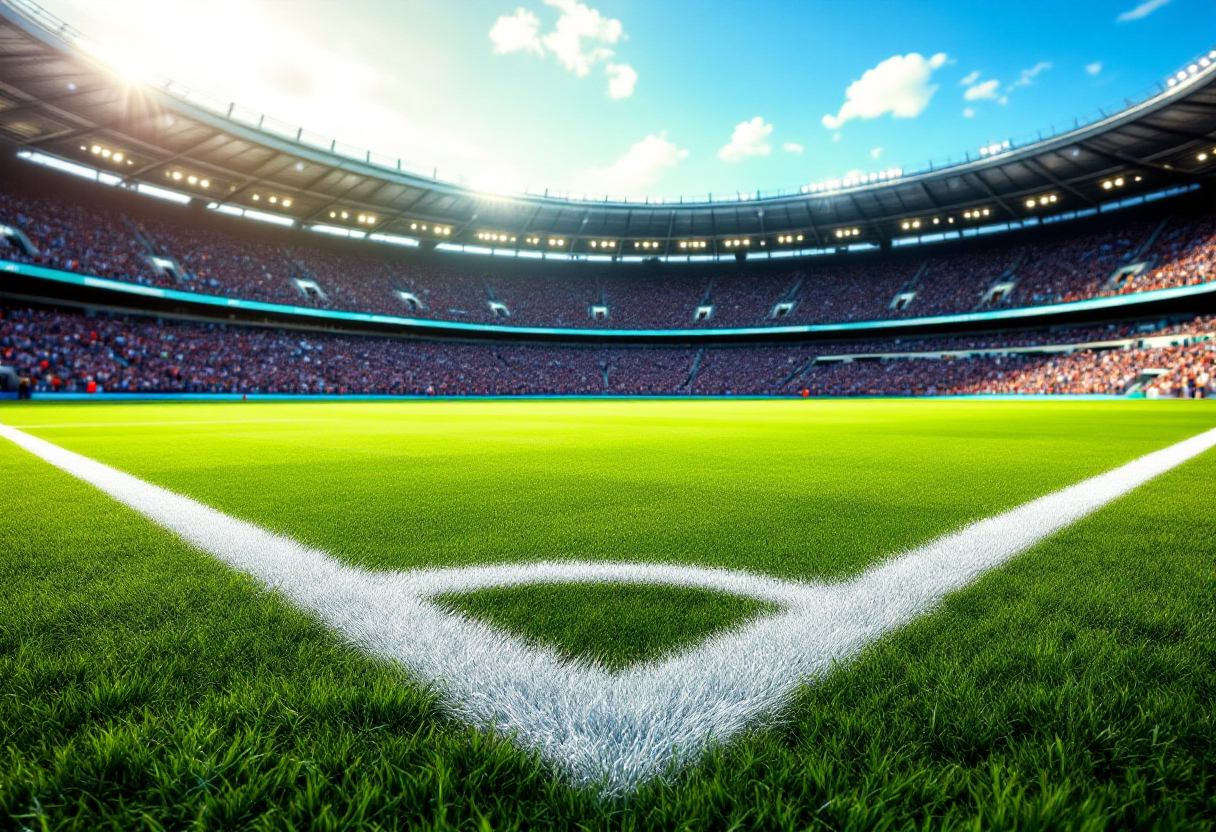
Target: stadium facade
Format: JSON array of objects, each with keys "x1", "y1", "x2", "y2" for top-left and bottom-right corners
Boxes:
[{"x1": 0, "y1": 0, "x2": 1214, "y2": 398}]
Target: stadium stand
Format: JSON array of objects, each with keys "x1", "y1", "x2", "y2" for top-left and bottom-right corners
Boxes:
[
  {"x1": 3, "y1": 176, "x2": 1215, "y2": 332},
  {"x1": 3, "y1": 302, "x2": 1211, "y2": 398}
]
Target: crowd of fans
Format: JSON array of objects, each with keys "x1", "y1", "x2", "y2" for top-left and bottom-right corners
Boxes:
[
  {"x1": 2, "y1": 303, "x2": 1212, "y2": 399},
  {"x1": 798, "y1": 343, "x2": 1213, "y2": 398},
  {"x1": 3, "y1": 181, "x2": 1215, "y2": 331}
]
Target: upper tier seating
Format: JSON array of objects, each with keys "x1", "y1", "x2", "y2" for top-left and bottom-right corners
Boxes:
[{"x1": 2, "y1": 182, "x2": 1213, "y2": 330}]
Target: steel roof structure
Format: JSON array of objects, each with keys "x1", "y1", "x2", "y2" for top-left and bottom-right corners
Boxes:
[{"x1": 1, "y1": 0, "x2": 1215, "y2": 261}]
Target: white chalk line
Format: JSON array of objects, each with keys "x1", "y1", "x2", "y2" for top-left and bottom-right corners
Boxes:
[{"x1": 2, "y1": 421, "x2": 1215, "y2": 795}]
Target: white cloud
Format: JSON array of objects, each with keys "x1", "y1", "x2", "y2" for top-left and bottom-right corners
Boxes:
[
  {"x1": 822, "y1": 52, "x2": 949, "y2": 130},
  {"x1": 870, "y1": 147, "x2": 883, "y2": 159},
  {"x1": 1117, "y1": 0, "x2": 1170, "y2": 21},
  {"x1": 541, "y1": 0, "x2": 622, "y2": 77},
  {"x1": 782, "y1": 142, "x2": 803, "y2": 154},
  {"x1": 1086, "y1": 61, "x2": 1103, "y2": 76},
  {"x1": 959, "y1": 70, "x2": 981, "y2": 86},
  {"x1": 490, "y1": 8, "x2": 544, "y2": 56},
  {"x1": 962, "y1": 107, "x2": 976, "y2": 118},
  {"x1": 718, "y1": 117, "x2": 773, "y2": 163},
  {"x1": 605, "y1": 62, "x2": 637, "y2": 99},
  {"x1": 963, "y1": 78, "x2": 1001, "y2": 101},
  {"x1": 1008, "y1": 61, "x2": 1052, "y2": 90},
  {"x1": 580, "y1": 132, "x2": 688, "y2": 195},
  {"x1": 491, "y1": 0, "x2": 633, "y2": 98}
]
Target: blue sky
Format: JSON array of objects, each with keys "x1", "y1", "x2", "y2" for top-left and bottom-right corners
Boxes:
[{"x1": 41, "y1": 0, "x2": 1212, "y2": 198}]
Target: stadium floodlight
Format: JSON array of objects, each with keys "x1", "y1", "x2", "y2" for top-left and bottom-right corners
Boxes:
[
  {"x1": 1026, "y1": 199, "x2": 1036, "y2": 209},
  {"x1": 200, "y1": 180, "x2": 210, "y2": 188},
  {"x1": 252, "y1": 194, "x2": 260, "y2": 201},
  {"x1": 136, "y1": 183, "x2": 191, "y2": 205},
  {"x1": 1200, "y1": 153, "x2": 1209, "y2": 162},
  {"x1": 283, "y1": 199, "x2": 292, "y2": 207}
]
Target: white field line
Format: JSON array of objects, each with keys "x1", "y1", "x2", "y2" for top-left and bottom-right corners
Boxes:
[{"x1": 2, "y1": 422, "x2": 1215, "y2": 795}]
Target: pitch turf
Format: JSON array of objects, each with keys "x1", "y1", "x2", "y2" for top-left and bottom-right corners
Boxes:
[{"x1": 2, "y1": 399, "x2": 1215, "y2": 829}]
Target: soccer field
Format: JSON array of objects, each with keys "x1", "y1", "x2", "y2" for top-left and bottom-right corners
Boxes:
[{"x1": 2, "y1": 399, "x2": 1215, "y2": 829}]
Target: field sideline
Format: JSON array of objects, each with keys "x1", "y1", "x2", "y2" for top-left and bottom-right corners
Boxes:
[{"x1": 2, "y1": 399, "x2": 1215, "y2": 829}]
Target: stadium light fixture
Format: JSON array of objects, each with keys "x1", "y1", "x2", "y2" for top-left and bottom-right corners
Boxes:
[{"x1": 1199, "y1": 153, "x2": 1209, "y2": 162}]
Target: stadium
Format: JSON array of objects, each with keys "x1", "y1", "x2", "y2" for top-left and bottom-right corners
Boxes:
[{"x1": 1, "y1": 0, "x2": 1214, "y2": 828}]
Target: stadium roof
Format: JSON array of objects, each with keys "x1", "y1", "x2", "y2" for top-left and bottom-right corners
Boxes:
[{"x1": 1, "y1": 0, "x2": 1215, "y2": 259}]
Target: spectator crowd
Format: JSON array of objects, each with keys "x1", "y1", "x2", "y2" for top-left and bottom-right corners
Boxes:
[
  {"x1": 3, "y1": 181, "x2": 1215, "y2": 332},
  {"x1": 3, "y1": 303, "x2": 1212, "y2": 399}
]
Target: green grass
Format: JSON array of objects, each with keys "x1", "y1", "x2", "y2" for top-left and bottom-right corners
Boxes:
[
  {"x1": 3, "y1": 399, "x2": 1214, "y2": 581},
  {"x1": 436, "y1": 584, "x2": 776, "y2": 670},
  {"x1": 1, "y1": 398, "x2": 1215, "y2": 829}
]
